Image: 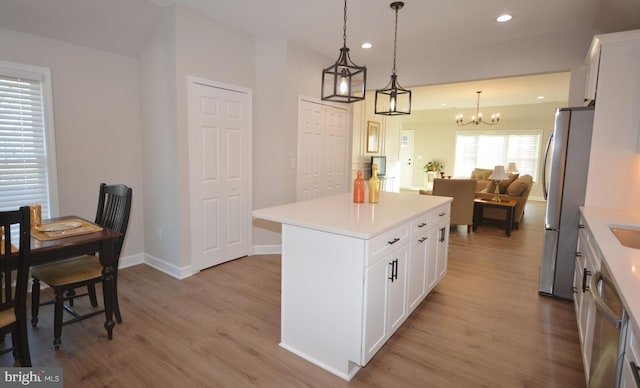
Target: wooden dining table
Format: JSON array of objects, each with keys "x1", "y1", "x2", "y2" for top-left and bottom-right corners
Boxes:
[{"x1": 29, "y1": 216, "x2": 122, "y2": 340}]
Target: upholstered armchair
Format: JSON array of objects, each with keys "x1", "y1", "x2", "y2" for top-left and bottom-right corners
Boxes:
[{"x1": 431, "y1": 178, "x2": 477, "y2": 232}]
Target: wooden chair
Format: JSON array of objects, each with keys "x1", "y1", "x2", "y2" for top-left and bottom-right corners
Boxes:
[
  {"x1": 30, "y1": 183, "x2": 132, "y2": 349},
  {"x1": 0, "y1": 206, "x2": 32, "y2": 366}
]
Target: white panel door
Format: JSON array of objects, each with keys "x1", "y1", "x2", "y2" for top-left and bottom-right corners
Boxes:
[
  {"x1": 399, "y1": 130, "x2": 415, "y2": 188},
  {"x1": 188, "y1": 80, "x2": 250, "y2": 271},
  {"x1": 298, "y1": 102, "x2": 325, "y2": 201},
  {"x1": 324, "y1": 106, "x2": 347, "y2": 196},
  {"x1": 297, "y1": 99, "x2": 349, "y2": 202}
]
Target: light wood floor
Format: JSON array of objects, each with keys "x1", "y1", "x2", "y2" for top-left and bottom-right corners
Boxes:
[{"x1": 1, "y1": 201, "x2": 585, "y2": 387}]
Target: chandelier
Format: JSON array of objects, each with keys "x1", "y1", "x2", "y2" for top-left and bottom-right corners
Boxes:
[
  {"x1": 375, "y1": 2, "x2": 411, "y2": 115},
  {"x1": 455, "y1": 91, "x2": 500, "y2": 126},
  {"x1": 321, "y1": 0, "x2": 366, "y2": 103}
]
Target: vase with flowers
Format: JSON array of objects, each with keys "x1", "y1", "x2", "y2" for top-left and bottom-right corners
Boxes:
[{"x1": 423, "y1": 160, "x2": 444, "y2": 172}]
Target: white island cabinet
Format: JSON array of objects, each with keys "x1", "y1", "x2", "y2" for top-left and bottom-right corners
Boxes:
[{"x1": 253, "y1": 192, "x2": 451, "y2": 380}]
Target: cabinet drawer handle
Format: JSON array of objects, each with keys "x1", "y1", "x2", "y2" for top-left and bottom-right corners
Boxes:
[
  {"x1": 439, "y1": 212, "x2": 446, "y2": 217},
  {"x1": 576, "y1": 251, "x2": 582, "y2": 257},
  {"x1": 417, "y1": 222, "x2": 427, "y2": 228},
  {"x1": 418, "y1": 237, "x2": 427, "y2": 243},
  {"x1": 578, "y1": 224, "x2": 585, "y2": 229},
  {"x1": 387, "y1": 237, "x2": 400, "y2": 245}
]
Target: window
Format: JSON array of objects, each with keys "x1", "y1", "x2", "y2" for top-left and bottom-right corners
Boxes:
[
  {"x1": 454, "y1": 130, "x2": 542, "y2": 180},
  {"x1": 0, "y1": 61, "x2": 58, "y2": 217}
]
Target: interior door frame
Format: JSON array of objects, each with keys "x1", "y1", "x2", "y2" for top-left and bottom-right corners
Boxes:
[{"x1": 187, "y1": 76, "x2": 253, "y2": 273}]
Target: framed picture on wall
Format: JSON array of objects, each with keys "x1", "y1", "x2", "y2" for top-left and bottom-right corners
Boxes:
[{"x1": 366, "y1": 121, "x2": 380, "y2": 153}]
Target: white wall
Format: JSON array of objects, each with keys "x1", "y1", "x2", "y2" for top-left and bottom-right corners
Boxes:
[
  {"x1": 0, "y1": 27, "x2": 145, "y2": 260},
  {"x1": 585, "y1": 32, "x2": 640, "y2": 212},
  {"x1": 137, "y1": 5, "x2": 256, "y2": 275},
  {"x1": 251, "y1": 37, "x2": 340, "y2": 248},
  {"x1": 139, "y1": 8, "x2": 181, "y2": 273}
]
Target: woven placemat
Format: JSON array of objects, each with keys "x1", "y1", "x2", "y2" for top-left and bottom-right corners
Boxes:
[{"x1": 31, "y1": 218, "x2": 103, "y2": 241}]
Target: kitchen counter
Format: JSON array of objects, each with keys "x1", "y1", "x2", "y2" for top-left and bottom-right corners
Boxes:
[
  {"x1": 253, "y1": 191, "x2": 452, "y2": 238},
  {"x1": 580, "y1": 206, "x2": 640, "y2": 326}
]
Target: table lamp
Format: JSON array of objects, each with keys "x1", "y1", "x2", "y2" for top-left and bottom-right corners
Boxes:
[
  {"x1": 506, "y1": 162, "x2": 518, "y2": 174},
  {"x1": 489, "y1": 165, "x2": 508, "y2": 201}
]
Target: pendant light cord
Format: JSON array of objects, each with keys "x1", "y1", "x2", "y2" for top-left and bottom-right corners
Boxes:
[
  {"x1": 343, "y1": 0, "x2": 348, "y2": 48},
  {"x1": 392, "y1": 5, "x2": 398, "y2": 75}
]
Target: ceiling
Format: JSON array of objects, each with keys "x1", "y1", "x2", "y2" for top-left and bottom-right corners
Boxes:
[{"x1": 0, "y1": 0, "x2": 638, "y2": 109}]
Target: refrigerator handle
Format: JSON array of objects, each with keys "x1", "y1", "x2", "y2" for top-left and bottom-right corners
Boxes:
[{"x1": 542, "y1": 131, "x2": 554, "y2": 200}]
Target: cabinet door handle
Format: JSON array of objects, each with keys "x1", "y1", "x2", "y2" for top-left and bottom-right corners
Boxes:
[
  {"x1": 388, "y1": 261, "x2": 395, "y2": 282},
  {"x1": 388, "y1": 259, "x2": 399, "y2": 282},
  {"x1": 387, "y1": 237, "x2": 400, "y2": 245},
  {"x1": 582, "y1": 268, "x2": 592, "y2": 293},
  {"x1": 576, "y1": 251, "x2": 582, "y2": 257},
  {"x1": 439, "y1": 227, "x2": 446, "y2": 242},
  {"x1": 630, "y1": 361, "x2": 640, "y2": 388},
  {"x1": 417, "y1": 222, "x2": 427, "y2": 228},
  {"x1": 578, "y1": 224, "x2": 585, "y2": 229},
  {"x1": 418, "y1": 237, "x2": 427, "y2": 243}
]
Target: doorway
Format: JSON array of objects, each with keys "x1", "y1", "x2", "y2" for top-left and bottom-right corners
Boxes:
[
  {"x1": 187, "y1": 78, "x2": 251, "y2": 271},
  {"x1": 399, "y1": 130, "x2": 415, "y2": 188}
]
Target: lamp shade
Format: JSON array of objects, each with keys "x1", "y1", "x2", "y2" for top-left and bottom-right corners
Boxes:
[
  {"x1": 506, "y1": 162, "x2": 518, "y2": 174},
  {"x1": 489, "y1": 165, "x2": 508, "y2": 180}
]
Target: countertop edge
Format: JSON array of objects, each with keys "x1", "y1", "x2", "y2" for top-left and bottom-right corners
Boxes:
[{"x1": 253, "y1": 192, "x2": 452, "y2": 240}]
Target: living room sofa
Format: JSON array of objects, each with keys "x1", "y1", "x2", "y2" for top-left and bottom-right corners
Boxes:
[
  {"x1": 474, "y1": 174, "x2": 534, "y2": 227},
  {"x1": 469, "y1": 168, "x2": 493, "y2": 191}
]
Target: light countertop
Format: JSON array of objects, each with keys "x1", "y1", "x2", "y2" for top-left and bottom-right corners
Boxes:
[
  {"x1": 253, "y1": 192, "x2": 451, "y2": 239},
  {"x1": 580, "y1": 206, "x2": 640, "y2": 326}
]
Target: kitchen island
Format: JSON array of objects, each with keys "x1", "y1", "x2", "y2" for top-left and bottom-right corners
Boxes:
[{"x1": 253, "y1": 192, "x2": 452, "y2": 380}]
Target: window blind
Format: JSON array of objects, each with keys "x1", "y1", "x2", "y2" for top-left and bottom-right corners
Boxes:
[
  {"x1": 0, "y1": 74, "x2": 51, "y2": 217},
  {"x1": 454, "y1": 130, "x2": 542, "y2": 180}
]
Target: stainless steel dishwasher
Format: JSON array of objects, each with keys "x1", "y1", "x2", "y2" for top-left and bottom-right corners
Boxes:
[{"x1": 588, "y1": 266, "x2": 628, "y2": 388}]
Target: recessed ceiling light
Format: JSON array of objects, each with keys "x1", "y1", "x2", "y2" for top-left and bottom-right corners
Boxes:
[
  {"x1": 496, "y1": 14, "x2": 512, "y2": 23},
  {"x1": 537, "y1": 96, "x2": 545, "y2": 100},
  {"x1": 361, "y1": 42, "x2": 373, "y2": 49}
]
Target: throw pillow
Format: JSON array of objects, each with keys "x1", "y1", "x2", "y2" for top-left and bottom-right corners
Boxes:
[
  {"x1": 487, "y1": 177, "x2": 515, "y2": 194},
  {"x1": 506, "y1": 176, "x2": 529, "y2": 196}
]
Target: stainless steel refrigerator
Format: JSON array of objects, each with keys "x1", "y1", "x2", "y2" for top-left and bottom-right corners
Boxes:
[{"x1": 539, "y1": 106, "x2": 594, "y2": 300}]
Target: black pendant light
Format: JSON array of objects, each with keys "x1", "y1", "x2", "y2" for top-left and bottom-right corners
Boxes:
[
  {"x1": 375, "y1": 1, "x2": 411, "y2": 115},
  {"x1": 321, "y1": 0, "x2": 367, "y2": 103}
]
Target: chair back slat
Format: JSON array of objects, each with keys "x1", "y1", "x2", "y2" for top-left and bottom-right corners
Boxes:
[
  {"x1": 93, "y1": 183, "x2": 132, "y2": 264},
  {"x1": 0, "y1": 207, "x2": 31, "y2": 321}
]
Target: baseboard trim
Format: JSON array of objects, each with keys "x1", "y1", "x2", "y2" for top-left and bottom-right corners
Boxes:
[{"x1": 252, "y1": 244, "x2": 282, "y2": 255}]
